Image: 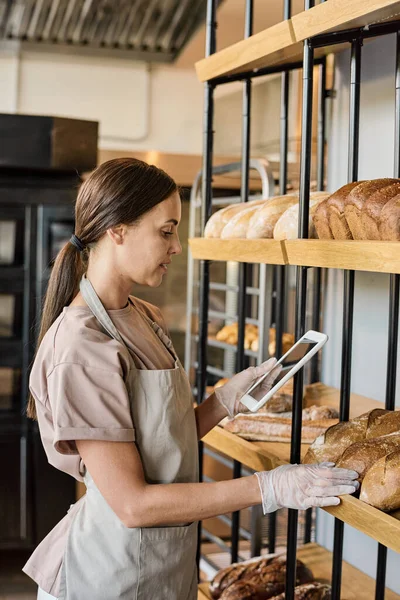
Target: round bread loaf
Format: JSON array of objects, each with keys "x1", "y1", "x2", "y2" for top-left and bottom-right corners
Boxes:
[
  {"x1": 361, "y1": 182, "x2": 400, "y2": 240},
  {"x1": 360, "y1": 448, "x2": 400, "y2": 511}
]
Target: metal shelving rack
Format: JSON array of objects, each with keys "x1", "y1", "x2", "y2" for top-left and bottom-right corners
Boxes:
[{"x1": 192, "y1": 1, "x2": 400, "y2": 599}]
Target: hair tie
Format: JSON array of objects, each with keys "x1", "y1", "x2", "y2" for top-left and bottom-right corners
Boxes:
[{"x1": 70, "y1": 234, "x2": 86, "y2": 252}]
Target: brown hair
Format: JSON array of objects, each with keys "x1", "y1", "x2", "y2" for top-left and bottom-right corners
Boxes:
[{"x1": 27, "y1": 157, "x2": 177, "y2": 419}]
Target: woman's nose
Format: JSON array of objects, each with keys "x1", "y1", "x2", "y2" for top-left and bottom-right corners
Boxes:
[{"x1": 171, "y1": 235, "x2": 182, "y2": 255}]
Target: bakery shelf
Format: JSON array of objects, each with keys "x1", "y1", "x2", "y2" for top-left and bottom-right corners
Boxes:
[
  {"x1": 203, "y1": 383, "x2": 400, "y2": 554},
  {"x1": 285, "y1": 239, "x2": 400, "y2": 274},
  {"x1": 189, "y1": 238, "x2": 400, "y2": 274},
  {"x1": 197, "y1": 542, "x2": 400, "y2": 599},
  {"x1": 189, "y1": 238, "x2": 286, "y2": 265},
  {"x1": 195, "y1": 0, "x2": 400, "y2": 82}
]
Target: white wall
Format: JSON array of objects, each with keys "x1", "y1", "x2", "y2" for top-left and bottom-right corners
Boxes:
[
  {"x1": 0, "y1": 45, "x2": 204, "y2": 155},
  {"x1": 317, "y1": 33, "x2": 400, "y2": 594}
]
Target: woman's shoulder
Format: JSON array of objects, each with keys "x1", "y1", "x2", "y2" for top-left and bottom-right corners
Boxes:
[
  {"x1": 35, "y1": 308, "x2": 130, "y2": 378},
  {"x1": 129, "y1": 296, "x2": 168, "y2": 334}
]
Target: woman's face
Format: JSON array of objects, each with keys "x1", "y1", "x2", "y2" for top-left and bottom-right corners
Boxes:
[{"x1": 116, "y1": 191, "x2": 182, "y2": 287}]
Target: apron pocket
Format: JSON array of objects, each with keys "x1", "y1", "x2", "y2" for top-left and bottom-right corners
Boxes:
[{"x1": 137, "y1": 521, "x2": 197, "y2": 600}]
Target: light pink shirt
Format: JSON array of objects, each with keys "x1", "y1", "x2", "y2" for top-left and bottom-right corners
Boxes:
[{"x1": 29, "y1": 297, "x2": 175, "y2": 482}]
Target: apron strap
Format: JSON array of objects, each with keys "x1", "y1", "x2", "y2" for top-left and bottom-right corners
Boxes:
[{"x1": 79, "y1": 274, "x2": 127, "y2": 346}]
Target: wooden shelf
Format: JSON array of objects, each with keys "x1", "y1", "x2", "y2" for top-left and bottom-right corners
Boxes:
[
  {"x1": 189, "y1": 238, "x2": 400, "y2": 274},
  {"x1": 189, "y1": 238, "x2": 286, "y2": 265},
  {"x1": 202, "y1": 383, "x2": 400, "y2": 554},
  {"x1": 198, "y1": 542, "x2": 400, "y2": 599},
  {"x1": 195, "y1": 0, "x2": 400, "y2": 82}
]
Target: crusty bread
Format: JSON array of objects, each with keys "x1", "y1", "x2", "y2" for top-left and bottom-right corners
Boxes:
[
  {"x1": 247, "y1": 195, "x2": 298, "y2": 239},
  {"x1": 379, "y1": 194, "x2": 400, "y2": 240},
  {"x1": 326, "y1": 181, "x2": 364, "y2": 240},
  {"x1": 361, "y1": 182, "x2": 400, "y2": 240},
  {"x1": 270, "y1": 582, "x2": 331, "y2": 600},
  {"x1": 222, "y1": 414, "x2": 338, "y2": 443},
  {"x1": 313, "y1": 200, "x2": 333, "y2": 239},
  {"x1": 360, "y1": 449, "x2": 400, "y2": 511},
  {"x1": 336, "y1": 432, "x2": 400, "y2": 481},
  {"x1": 273, "y1": 194, "x2": 330, "y2": 240},
  {"x1": 302, "y1": 408, "x2": 389, "y2": 464},
  {"x1": 211, "y1": 555, "x2": 313, "y2": 600},
  {"x1": 204, "y1": 199, "x2": 267, "y2": 238},
  {"x1": 221, "y1": 205, "x2": 264, "y2": 239},
  {"x1": 344, "y1": 178, "x2": 399, "y2": 239}
]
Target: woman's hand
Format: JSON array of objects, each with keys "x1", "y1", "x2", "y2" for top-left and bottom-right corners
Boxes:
[
  {"x1": 214, "y1": 357, "x2": 282, "y2": 418},
  {"x1": 255, "y1": 463, "x2": 360, "y2": 513}
]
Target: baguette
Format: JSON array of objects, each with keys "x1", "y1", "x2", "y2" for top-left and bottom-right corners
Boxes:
[
  {"x1": 360, "y1": 448, "x2": 400, "y2": 511},
  {"x1": 344, "y1": 178, "x2": 399, "y2": 239},
  {"x1": 273, "y1": 194, "x2": 330, "y2": 240},
  {"x1": 247, "y1": 195, "x2": 298, "y2": 239},
  {"x1": 221, "y1": 414, "x2": 338, "y2": 443},
  {"x1": 361, "y1": 182, "x2": 400, "y2": 240},
  {"x1": 204, "y1": 199, "x2": 267, "y2": 238},
  {"x1": 336, "y1": 432, "x2": 400, "y2": 481},
  {"x1": 379, "y1": 193, "x2": 400, "y2": 240},
  {"x1": 327, "y1": 181, "x2": 364, "y2": 240},
  {"x1": 302, "y1": 408, "x2": 389, "y2": 464},
  {"x1": 221, "y1": 205, "x2": 264, "y2": 239}
]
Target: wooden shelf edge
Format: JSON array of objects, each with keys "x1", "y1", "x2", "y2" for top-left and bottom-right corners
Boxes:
[
  {"x1": 195, "y1": 0, "x2": 400, "y2": 82},
  {"x1": 188, "y1": 238, "x2": 287, "y2": 265},
  {"x1": 198, "y1": 542, "x2": 400, "y2": 599},
  {"x1": 189, "y1": 238, "x2": 400, "y2": 274}
]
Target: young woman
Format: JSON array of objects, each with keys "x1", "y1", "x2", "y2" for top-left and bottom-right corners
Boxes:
[{"x1": 23, "y1": 158, "x2": 358, "y2": 600}]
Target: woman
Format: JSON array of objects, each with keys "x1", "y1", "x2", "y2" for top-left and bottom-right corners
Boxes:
[{"x1": 23, "y1": 158, "x2": 358, "y2": 600}]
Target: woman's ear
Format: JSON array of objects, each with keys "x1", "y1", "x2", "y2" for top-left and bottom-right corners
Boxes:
[{"x1": 107, "y1": 224, "x2": 127, "y2": 246}]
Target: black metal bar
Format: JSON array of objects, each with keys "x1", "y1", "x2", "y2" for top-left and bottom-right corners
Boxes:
[
  {"x1": 310, "y1": 19, "x2": 400, "y2": 50},
  {"x1": 211, "y1": 57, "x2": 324, "y2": 87},
  {"x1": 250, "y1": 505, "x2": 263, "y2": 557},
  {"x1": 231, "y1": 0, "x2": 254, "y2": 565},
  {"x1": 374, "y1": 29, "x2": 400, "y2": 600},
  {"x1": 331, "y1": 38, "x2": 361, "y2": 600},
  {"x1": 286, "y1": 0, "x2": 315, "y2": 589},
  {"x1": 196, "y1": 0, "x2": 217, "y2": 572},
  {"x1": 310, "y1": 57, "x2": 327, "y2": 385}
]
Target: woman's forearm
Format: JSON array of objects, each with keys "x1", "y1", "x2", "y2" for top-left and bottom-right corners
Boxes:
[
  {"x1": 194, "y1": 392, "x2": 227, "y2": 439},
  {"x1": 124, "y1": 475, "x2": 261, "y2": 528}
]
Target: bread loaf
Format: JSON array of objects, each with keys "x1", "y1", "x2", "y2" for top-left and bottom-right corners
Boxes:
[
  {"x1": 222, "y1": 414, "x2": 338, "y2": 443},
  {"x1": 219, "y1": 579, "x2": 283, "y2": 600},
  {"x1": 303, "y1": 408, "x2": 389, "y2": 464},
  {"x1": 361, "y1": 182, "x2": 400, "y2": 240},
  {"x1": 247, "y1": 195, "x2": 298, "y2": 239},
  {"x1": 326, "y1": 181, "x2": 363, "y2": 239},
  {"x1": 313, "y1": 200, "x2": 333, "y2": 239},
  {"x1": 210, "y1": 555, "x2": 313, "y2": 600},
  {"x1": 360, "y1": 448, "x2": 400, "y2": 511},
  {"x1": 221, "y1": 205, "x2": 264, "y2": 239},
  {"x1": 379, "y1": 194, "x2": 400, "y2": 240},
  {"x1": 336, "y1": 432, "x2": 400, "y2": 481},
  {"x1": 204, "y1": 199, "x2": 266, "y2": 238},
  {"x1": 303, "y1": 408, "x2": 400, "y2": 464},
  {"x1": 273, "y1": 194, "x2": 330, "y2": 240},
  {"x1": 344, "y1": 179, "x2": 399, "y2": 239},
  {"x1": 270, "y1": 582, "x2": 331, "y2": 600}
]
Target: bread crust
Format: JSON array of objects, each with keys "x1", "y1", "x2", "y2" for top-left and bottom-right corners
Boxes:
[
  {"x1": 344, "y1": 178, "x2": 399, "y2": 239},
  {"x1": 379, "y1": 193, "x2": 400, "y2": 240},
  {"x1": 246, "y1": 195, "x2": 298, "y2": 239},
  {"x1": 336, "y1": 432, "x2": 400, "y2": 481},
  {"x1": 326, "y1": 181, "x2": 363, "y2": 240},
  {"x1": 360, "y1": 449, "x2": 400, "y2": 511},
  {"x1": 361, "y1": 182, "x2": 400, "y2": 240}
]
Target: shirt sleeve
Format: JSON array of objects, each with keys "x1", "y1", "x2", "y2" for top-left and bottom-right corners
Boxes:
[{"x1": 47, "y1": 362, "x2": 135, "y2": 455}]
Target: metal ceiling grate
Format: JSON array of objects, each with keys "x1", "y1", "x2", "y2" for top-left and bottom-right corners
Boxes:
[{"x1": 0, "y1": 0, "x2": 207, "y2": 61}]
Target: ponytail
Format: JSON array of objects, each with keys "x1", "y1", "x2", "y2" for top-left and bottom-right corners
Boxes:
[{"x1": 26, "y1": 243, "x2": 86, "y2": 419}]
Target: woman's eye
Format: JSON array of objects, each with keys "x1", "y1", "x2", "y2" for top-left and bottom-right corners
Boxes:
[{"x1": 163, "y1": 231, "x2": 173, "y2": 236}]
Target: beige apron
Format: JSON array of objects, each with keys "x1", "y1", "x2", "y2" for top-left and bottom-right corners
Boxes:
[{"x1": 55, "y1": 275, "x2": 198, "y2": 599}]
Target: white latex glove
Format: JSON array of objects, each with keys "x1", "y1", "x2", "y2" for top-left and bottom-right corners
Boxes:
[
  {"x1": 255, "y1": 462, "x2": 359, "y2": 512},
  {"x1": 214, "y1": 358, "x2": 282, "y2": 418}
]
